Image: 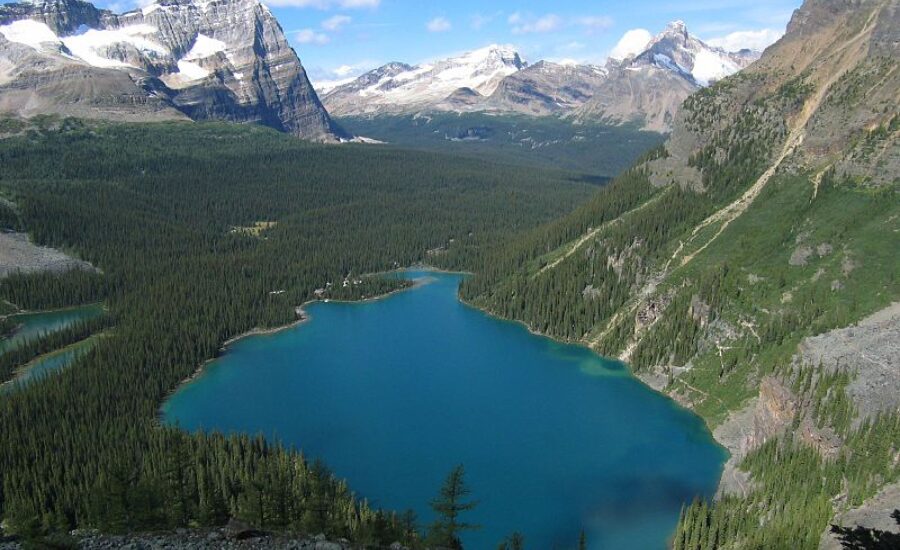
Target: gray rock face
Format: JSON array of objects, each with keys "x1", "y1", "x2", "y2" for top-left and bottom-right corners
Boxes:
[
  {"x1": 0, "y1": 231, "x2": 95, "y2": 277},
  {"x1": 0, "y1": 0, "x2": 343, "y2": 141},
  {"x1": 485, "y1": 61, "x2": 608, "y2": 116},
  {"x1": 570, "y1": 62, "x2": 699, "y2": 132}
]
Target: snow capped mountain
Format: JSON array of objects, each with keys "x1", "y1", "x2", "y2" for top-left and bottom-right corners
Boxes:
[
  {"x1": 321, "y1": 21, "x2": 758, "y2": 130},
  {"x1": 322, "y1": 45, "x2": 526, "y2": 116},
  {"x1": 567, "y1": 20, "x2": 760, "y2": 130},
  {"x1": 623, "y1": 20, "x2": 758, "y2": 86},
  {"x1": 0, "y1": 0, "x2": 343, "y2": 141}
]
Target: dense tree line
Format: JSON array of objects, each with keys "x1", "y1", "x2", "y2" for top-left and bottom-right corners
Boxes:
[
  {"x1": 338, "y1": 113, "x2": 666, "y2": 177},
  {"x1": 0, "y1": 118, "x2": 598, "y2": 545},
  {"x1": 0, "y1": 270, "x2": 107, "y2": 311}
]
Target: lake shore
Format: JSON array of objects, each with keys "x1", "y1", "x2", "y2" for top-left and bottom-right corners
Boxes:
[
  {"x1": 163, "y1": 265, "x2": 729, "y2": 500},
  {"x1": 164, "y1": 273, "x2": 439, "y2": 403},
  {"x1": 453, "y1": 275, "x2": 733, "y2": 492},
  {"x1": 162, "y1": 267, "x2": 725, "y2": 548}
]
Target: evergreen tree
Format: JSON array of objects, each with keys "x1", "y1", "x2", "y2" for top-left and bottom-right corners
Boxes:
[{"x1": 427, "y1": 465, "x2": 479, "y2": 549}]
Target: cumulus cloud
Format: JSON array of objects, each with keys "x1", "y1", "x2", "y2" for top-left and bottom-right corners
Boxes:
[
  {"x1": 426, "y1": 17, "x2": 452, "y2": 32},
  {"x1": 322, "y1": 14, "x2": 352, "y2": 30},
  {"x1": 295, "y1": 28, "x2": 330, "y2": 44},
  {"x1": 706, "y1": 28, "x2": 783, "y2": 52},
  {"x1": 509, "y1": 12, "x2": 562, "y2": 34},
  {"x1": 609, "y1": 28, "x2": 653, "y2": 60},
  {"x1": 265, "y1": 0, "x2": 379, "y2": 9}
]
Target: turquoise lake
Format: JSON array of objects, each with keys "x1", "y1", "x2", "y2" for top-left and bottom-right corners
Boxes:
[{"x1": 163, "y1": 270, "x2": 725, "y2": 549}]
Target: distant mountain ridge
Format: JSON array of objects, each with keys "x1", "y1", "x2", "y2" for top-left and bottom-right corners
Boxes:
[
  {"x1": 321, "y1": 44, "x2": 526, "y2": 117},
  {"x1": 0, "y1": 0, "x2": 344, "y2": 141},
  {"x1": 322, "y1": 21, "x2": 760, "y2": 131}
]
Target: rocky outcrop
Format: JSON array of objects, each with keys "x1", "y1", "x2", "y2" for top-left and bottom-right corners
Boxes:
[
  {"x1": 0, "y1": 231, "x2": 95, "y2": 277},
  {"x1": 820, "y1": 481, "x2": 900, "y2": 550},
  {"x1": 797, "y1": 302, "x2": 900, "y2": 423},
  {"x1": 0, "y1": 527, "x2": 408, "y2": 549},
  {"x1": 0, "y1": 0, "x2": 343, "y2": 141}
]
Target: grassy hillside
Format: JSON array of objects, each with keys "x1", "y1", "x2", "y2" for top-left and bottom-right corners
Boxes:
[
  {"x1": 338, "y1": 113, "x2": 665, "y2": 177},
  {"x1": 0, "y1": 117, "x2": 598, "y2": 546},
  {"x1": 461, "y1": 1, "x2": 900, "y2": 547}
]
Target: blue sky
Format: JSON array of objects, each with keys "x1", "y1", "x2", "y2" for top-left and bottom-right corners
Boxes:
[
  {"x1": 259, "y1": 0, "x2": 802, "y2": 83},
  {"x1": 53, "y1": 0, "x2": 801, "y2": 82}
]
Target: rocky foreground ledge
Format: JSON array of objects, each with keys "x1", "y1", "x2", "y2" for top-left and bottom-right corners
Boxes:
[{"x1": 0, "y1": 520, "x2": 412, "y2": 550}]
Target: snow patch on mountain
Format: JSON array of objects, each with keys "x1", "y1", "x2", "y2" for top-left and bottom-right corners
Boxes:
[
  {"x1": 63, "y1": 25, "x2": 167, "y2": 68},
  {"x1": 691, "y1": 48, "x2": 741, "y2": 85},
  {"x1": 0, "y1": 19, "x2": 62, "y2": 50},
  {"x1": 184, "y1": 34, "x2": 227, "y2": 60}
]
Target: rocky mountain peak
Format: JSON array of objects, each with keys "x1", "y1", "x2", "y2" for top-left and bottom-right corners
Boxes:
[
  {"x1": 321, "y1": 44, "x2": 527, "y2": 116},
  {"x1": 663, "y1": 19, "x2": 689, "y2": 39},
  {"x1": 0, "y1": 0, "x2": 344, "y2": 141},
  {"x1": 631, "y1": 20, "x2": 758, "y2": 86}
]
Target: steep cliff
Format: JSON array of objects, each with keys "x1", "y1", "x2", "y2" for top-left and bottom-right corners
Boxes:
[{"x1": 0, "y1": 0, "x2": 343, "y2": 141}]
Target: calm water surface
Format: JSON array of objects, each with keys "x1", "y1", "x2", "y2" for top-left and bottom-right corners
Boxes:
[
  {"x1": 163, "y1": 271, "x2": 725, "y2": 549},
  {"x1": 1, "y1": 304, "x2": 105, "y2": 390},
  {"x1": 1, "y1": 304, "x2": 104, "y2": 354}
]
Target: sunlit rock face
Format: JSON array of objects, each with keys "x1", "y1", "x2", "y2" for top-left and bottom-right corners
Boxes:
[{"x1": 0, "y1": 0, "x2": 344, "y2": 141}]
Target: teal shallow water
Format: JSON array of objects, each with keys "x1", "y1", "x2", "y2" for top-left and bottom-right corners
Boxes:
[
  {"x1": 0, "y1": 304, "x2": 104, "y2": 354},
  {"x1": 163, "y1": 271, "x2": 725, "y2": 549},
  {"x1": 2, "y1": 337, "x2": 99, "y2": 391}
]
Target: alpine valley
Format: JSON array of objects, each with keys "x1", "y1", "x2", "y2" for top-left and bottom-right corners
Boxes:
[{"x1": 0, "y1": 0, "x2": 897, "y2": 549}]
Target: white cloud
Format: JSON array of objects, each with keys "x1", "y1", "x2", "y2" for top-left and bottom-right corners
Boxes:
[
  {"x1": 706, "y1": 28, "x2": 783, "y2": 52},
  {"x1": 322, "y1": 14, "x2": 352, "y2": 30},
  {"x1": 264, "y1": 0, "x2": 379, "y2": 9},
  {"x1": 471, "y1": 12, "x2": 501, "y2": 30},
  {"x1": 609, "y1": 28, "x2": 653, "y2": 60},
  {"x1": 426, "y1": 17, "x2": 452, "y2": 33},
  {"x1": 509, "y1": 13, "x2": 562, "y2": 35},
  {"x1": 575, "y1": 15, "x2": 613, "y2": 34},
  {"x1": 507, "y1": 13, "x2": 611, "y2": 35},
  {"x1": 295, "y1": 28, "x2": 330, "y2": 44}
]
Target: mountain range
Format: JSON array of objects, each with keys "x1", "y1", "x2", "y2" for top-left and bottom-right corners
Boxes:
[
  {"x1": 0, "y1": 0, "x2": 763, "y2": 138},
  {"x1": 322, "y1": 21, "x2": 760, "y2": 131},
  {"x1": 0, "y1": 0, "x2": 344, "y2": 141}
]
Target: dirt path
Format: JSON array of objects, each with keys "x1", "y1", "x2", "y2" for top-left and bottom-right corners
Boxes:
[
  {"x1": 536, "y1": 190, "x2": 669, "y2": 278},
  {"x1": 672, "y1": 7, "x2": 880, "y2": 269},
  {"x1": 590, "y1": 9, "x2": 882, "y2": 361}
]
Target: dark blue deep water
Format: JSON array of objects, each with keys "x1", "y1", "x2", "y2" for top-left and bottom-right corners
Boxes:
[{"x1": 163, "y1": 270, "x2": 725, "y2": 549}]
